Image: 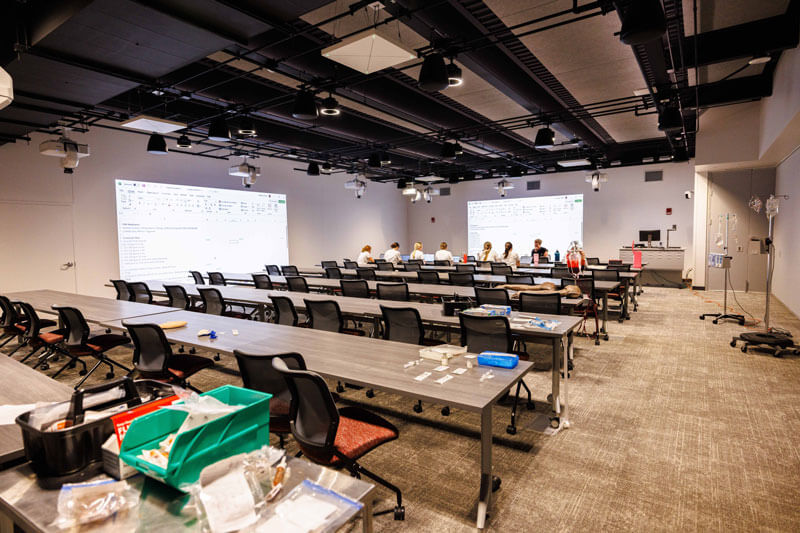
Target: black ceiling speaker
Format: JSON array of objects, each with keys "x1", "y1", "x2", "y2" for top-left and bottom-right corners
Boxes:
[
  {"x1": 534, "y1": 126, "x2": 555, "y2": 148},
  {"x1": 367, "y1": 152, "x2": 381, "y2": 168},
  {"x1": 658, "y1": 106, "x2": 683, "y2": 132},
  {"x1": 619, "y1": 0, "x2": 667, "y2": 45},
  {"x1": 146, "y1": 133, "x2": 168, "y2": 154},
  {"x1": 207, "y1": 117, "x2": 230, "y2": 141},
  {"x1": 237, "y1": 118, "x2": 257, "y2": 136},
  {"x1": 176, "y1": 134, "x2": 192, "y2": 148},
  {"x1": 320, "y1": 95, "x2": 340, "y2": 116},
  {"x1": 446, "y1": 60, "x2": 463, "y2": 87},
  {"x1": 292, "y1": 91, "x2": 318, "y2": 120},
  {"x1": 418, "y1": 53, "x2": 448, "y2": 92},
  {"x1": 307, "y1": 161, "x2": 320, "y2": 176},
  {"x1": 440, "y1": 142, "x2": 457, "y2": 159}
]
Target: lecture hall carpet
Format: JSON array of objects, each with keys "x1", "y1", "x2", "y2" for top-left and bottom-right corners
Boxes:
[{"x1": 4, "y1": 287, "x2": 800, "y2": 532}]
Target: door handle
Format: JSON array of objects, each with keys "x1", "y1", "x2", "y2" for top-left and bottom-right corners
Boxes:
[{"x1": 61, "y1": 261, "x2": 75, "y2": 270}]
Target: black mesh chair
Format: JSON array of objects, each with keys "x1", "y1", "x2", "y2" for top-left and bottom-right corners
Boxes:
[
  {"x1": 607, "y1": 264, "x2": 631, "y2": 272},
  {"x1": 286, "y1": 276, "x2": 310, "y2": 293},
  {"x1": 265, "y1": 265, "x2": 281, "y2": 276},
  {"x1": 163, "y1": 285, "x2": 193, "y2": 310},
  {"x1": 467, "y1": 255, "x2": 476, "y2": 262},
  {"x1": 491, "y1": 263, "x2": 513, "y2": 275},
  {"x1": 506, "y1": 274, "x2": 535, "y2": 285},
  {"x1": 340, "y1": 280, "x2": 370, "y2": 299},
  {"x1": 608, "y1": 259, "x2": 623, "y2": 265},
  {"x1": 270, "y1": 296, "x2": 306, "y2": 327},
  {"x1": 188, "y1": 271, "x2": 204, "y2": 284},
  {"x1": 304, "y1": 299, "x2": 364, "y2": 335},
  {"x1": 433, "y1": 260, "x2": 451, "y2": 266},
  {"x1": 127, "y1": 282, "x2": 163, "y2": 304},
  {"x1": 519, "y1": 292, "x2": 562, "y2": 314},
  {"x1": 475, "y1": 287, "x2": 510, "y2": 306},
  {"x1": 321, "y1": 261, "x2": 338, "y2": 269},
  {"x1": 376, "y1": 262, "x2": 394, "y2": 271},
  {"x1": 458, "y1": 313, "x2": 532, "y2": 434},
  {"x1": 476, "y1": 261, "x2": 491, "y2": 268},
  {"x1": 197, "y1": 287, "x2": 249, "y2": 319},
  {"x1": 124, "y1": 322, "x2": 212, "y2": 392},
  {"x1": 272, "y1": 358, "x2": 404, "y2": 520},
  {"x1": 325, "y1": 267, "x2": 343, "y2": 279},
  {"x1": 455, "y1": 264, "x2": 476, "y2": 272},
  {"x1": 417, "y1": 271, "x2": 440, "y2": 285},
  {"x1": 0, "y1": 296, "x2": 28, "y2": 350},
  {"x1": 357, "y1": 268, "x2": 377, "y2": 280},
  {"x1": 52, "y1": 306, "x2": 131, "y2": 388},
  {"x1": 448, "y1": 272, "x2": 475, "y2": 286},
  {"x1": 406, "y1": 259, "x2": 423, "y2": 265},
  {"x1": 376, "y1": 283, "x2": 409, "y2": 301},
  {"x1": 403, "y1": 263, "x2": 421, "y2": 272},
  {"x1": 14, "y1": 302, "x2": 70, "y2": 372},
  {"x1": 586, "y1": 257, "x2": 600, "y2": 265},
  {"x1": 110, "y1": 280, "x2": 131, "y2": 301},
  {"x1": 552, "y1": 267, "x2": 572, "y2": 279},
  {"x1": 208, "y1": 272, "x2": 226, "y2": 286},
  {"x1": 343, "y1": 260, "x2": 359, "y2": 270},
  {"x1": 252, "y1": 273, "x2": 274, "y2": 290},
  {"x1": 281, "y1": 266, "x2": 299, "y2": 276}
]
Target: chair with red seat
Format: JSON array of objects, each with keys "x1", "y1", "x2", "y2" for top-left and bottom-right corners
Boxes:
[
  {"x1": 0, "y1": 295, "x2": 27, "y2": 350},
  {"x1": 123, "y1": 322, "x2": 213, "y2": 392},
  {"x1": 14, "y1": 302, "x2": 75, "y2": 373},
  {"x1": 52, "y1": 306, "x2": 131, "y2": 388},
  {"x1": 272, "y1": 357, "x2": 405, "y2": 520}
]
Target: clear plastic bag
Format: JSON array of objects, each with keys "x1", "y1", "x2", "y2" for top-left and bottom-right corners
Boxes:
[
  {"x1": 253, "y1": 480, "x2": 363, "y2": 533},
  {"x1": 52, "y1": 479, "x2": 139, "y2": 530}
]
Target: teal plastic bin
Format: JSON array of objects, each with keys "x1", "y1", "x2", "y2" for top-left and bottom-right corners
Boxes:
[{"x1": 119, "y1": 385, "x2": 271, "y2": 490}]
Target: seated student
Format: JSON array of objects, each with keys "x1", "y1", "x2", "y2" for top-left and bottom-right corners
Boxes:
[
  {"x1": 383, "y1": 242, "x2": 402, "y2": 265},
  {"x1": 434, "y1": 241, "x2": 454, "y2": 263},
  {"x1": 478, "y1": 241, "x2": 499, "y2": 263},
  {"x1": 531, "y1": 239, "x2": 549, "y2": 261},
  {"x1": 502, "y1": 241, "x2": 520, "y2": 267},
  {"x1": 357, "y1": 245, "x2": 373, "y2": 266},
  {"x1": 409, "y1": 241, "x2": 425, "y2": 261}
]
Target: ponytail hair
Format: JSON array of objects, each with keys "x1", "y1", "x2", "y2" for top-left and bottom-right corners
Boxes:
[{"x1": 504, "y1": 241, "x2": 512, "y2": 259}]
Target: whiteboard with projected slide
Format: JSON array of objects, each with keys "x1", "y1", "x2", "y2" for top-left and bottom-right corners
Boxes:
[
  {"x1": 467, "y1": 194, "x2": 584, "y2": 258},
  {"x1": 115, "y1": 179, "x2": 288, "y2": 281}
]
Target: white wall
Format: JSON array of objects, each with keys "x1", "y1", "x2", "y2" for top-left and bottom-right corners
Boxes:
[
  {"x1": 696, "y1": 101, "x2": 763, "y2": 169},
  {"x1": 772, "y1": 147, "x2": 800, "y2": 318},
  {"x1": 760, "y1": 47, "x2": 800, "y2": 160},
  {"x1": 0, "y1": 127, "x2": 407, "y2": 296},
  {"x1": 405, "y1": 162, "x2": 696, "y2": 270}
]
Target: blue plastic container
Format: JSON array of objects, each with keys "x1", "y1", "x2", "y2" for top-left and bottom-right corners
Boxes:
[{"x1": 477, "y1": 351, "x2": 519, "y2": 369}]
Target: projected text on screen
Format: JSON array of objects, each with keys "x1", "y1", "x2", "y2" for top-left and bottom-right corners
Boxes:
[
  {"x1": 467, "y1": 194, "x2": 583, "y2": 258},
  {"x1": 116, "y1": 179, "x2": 288, "y2": 281}
]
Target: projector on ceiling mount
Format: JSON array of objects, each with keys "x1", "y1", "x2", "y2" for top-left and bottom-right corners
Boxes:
[{"x1": 40, "y1": 135, "x2": 90, "y2": 173}]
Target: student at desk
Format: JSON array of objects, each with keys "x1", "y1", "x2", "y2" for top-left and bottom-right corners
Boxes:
[
  {"x1": 383, "y1": 242, "x2": 402, "y2": 265},
  {"x1": 501, "y1": 241, "x2": 520, "y2": 267},
  {"x1": 434, "y1": 242, "x2": 454, "y2": 263},
  {"x1": 409, "y1": 241, "x2": 425, "y2": 261},
  {"x1": 478, "y1": 241, "x2": 499, "y2": 262},
  {"x1": 357, "y1": 245, "x2": 373, "y2": 266},
  {"x1": 531, "y1": 239, "x2": 549, "y2": 261}
]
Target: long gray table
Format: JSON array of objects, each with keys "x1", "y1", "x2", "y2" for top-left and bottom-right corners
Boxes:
[{"x1": 4, "y1": 290, "x2": 177, "y2": 324}]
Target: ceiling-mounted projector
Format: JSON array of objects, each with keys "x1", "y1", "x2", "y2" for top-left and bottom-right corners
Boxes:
[
  {"x1": 0, "y1": 67, "x2": 12, "y2": 110},
  {"x1": 40, "y1": 135, "x2": 90, "y2": 173},
  {"x1": 228, "y1": 162, "x2": 261, "y2": 178}
]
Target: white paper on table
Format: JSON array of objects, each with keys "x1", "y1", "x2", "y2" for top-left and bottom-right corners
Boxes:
[
  {"x1": 271, "y1": 494, "x2": 338, "y2": 531},
  {"x1": 433, "y1": 365, "x2": 449, "y2": 372},
  {"x1": 0, "y1": 404, "x2": 36, "y2": 425},
  {"x1": 451, "y1": 368, "x2": 467, "y2": 375},
  {"x1": 414, "y1": 372, "x2": 431, "y2": 382},
  {"x1": 199, "y1": 464, "x2": 257, "y2": 533}
]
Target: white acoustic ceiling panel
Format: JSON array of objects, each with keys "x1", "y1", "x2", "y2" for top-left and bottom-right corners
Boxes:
[
  {"x1": 120, "y1": 115, "x2": 186, "y2": 133},
  {"x1": 322, "y1": 29, "x2": 416, "y2": 74}
]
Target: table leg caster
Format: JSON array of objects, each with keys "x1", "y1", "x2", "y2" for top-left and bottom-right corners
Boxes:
[
  {"x1": 336, "y1": 382, "x2": 345, "y2": 393},
  {"x1": 699, "y1": 315, "x2": 705, "y2": 320},
  {"x1": 189, "y1": 347, "x2": 196, "y2": 354},
  {"x1": 213, "y1": 353, "x2": 220, "y2": 361},
  {"x1": 78, "y1": 369, "x2": 87, "y2": 376},
  {"x1": 412, "y1": 400, "x2": 423, "y2": 413},
  {"x1": 549, "y1": 417, "x2": 560, "y2": 429},
  {"x1": 492, "y1": 476, "x2": 501, "y2": 492},
  {"x1": 603, "y1": 334, "x2": 609, "y2": 341},
  {"x1": 366, "y1": 389, "x2": 375, "y2": 398},
  {"x1": 393, "y1": 506, "x2": 405, "y2": 520},
  {"x1": 441, "y1": 406, "x2": 450, "y2": 416},
  {"x1": 506, "y1": 424, "x2": 517, "y2": 435},
  {"x1": 106, "y1": 371, "x2": 114, "y2": 379},
  {"x1": 730, "y1": 339, "x2": 737, "y2": 347}
]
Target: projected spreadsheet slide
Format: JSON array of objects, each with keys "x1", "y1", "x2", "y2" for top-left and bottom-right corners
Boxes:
[
  {"x1": 467, "y1": 194, "x2": 583, "y2": 258},
  {"x1": 116, "y1": 179, "x2": 288, "y2": 281}
]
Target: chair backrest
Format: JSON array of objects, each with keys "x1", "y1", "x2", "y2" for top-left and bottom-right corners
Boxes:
[
  {"x1": 271, "y1": 358, "x2": 339, "y2": 461},
  {"x1": 252, "y1": 273, "x2": 274, "y2": 290},
  {"x1": 562, "y1": 277, "x2": 595, "y2": 300},
  {"x1": 552, "y1": 267, "x2": 572, "y2": 279},
  {"x1": 406, "y1": 259, "x2": 423, "y2": 265},
  {"x1": 52, "y1": 306, "x2": 90, "y2": 346},
  {"x1": 476, "y1": 261, "x2": 491, "y2": 268},
  {"x1": 164, "y1": 285, "x2": 190, "y2": 309},
  {"x1": 449, "y1": 272, "x2": 475, "y2": 286},
  {"x1": 198, "y1": 287, "x2": 227, "y2": 315},
  {"x1": 190, "y1": 271, "x2": 206, "y2": 284},
  {"x1": 608, "y1": 259, "x2": 623, "y2": 265},
  {"x1": 340, "y1": 279, "x2": 370, "y2": 299},
  {"x1": 208, "y1": 272, "x2": 226, "y2": 286},
  {"x1": 320, "y1": 261, "x2": 338, "y2": 269},
  {"x1": 474, "y1": 287, "x2": 510, "y2": 306},
  {"x1": 374, "y1": 258, "x2": 387, "y2": 263},
  {"x1": 127, "y1": 281, "x2": 153, "y2": 303},
  {"x1": 304, "y1": 299, "x2": 344, "y2": 332},
  {"x1": 281, "y1": 265, "x2": 299, "y2": 276},
  {"x1": 17, "y1": 302, "x2": 42, "y2": 340},
  {"x1": 403, "y1": 263, "x2": 421, "y2": 271},
  {"x1": 417, "y1": 271, "x2": 440, "y2": 284},
  {"x1": 607, "y1": 264, "x2": 631, "y2": 272},
  {"x1": 324, "y1": 267, "x2": 343, "y2": 279},
  {"x1": 270, "y1": 296, "x2": 299, "y2": 326},
  {"x1": 265, "y1": 265, "x2": 281, "y2": 275},
  {"x1": 0, "y1": 296, "x2": 21, "y2": 327},
  {"x1": 376, "y1": 262, "x2": 394, "y2": 271},
  {"x1": 234, "y1": 351, "x2": 306, "y2": 407},
  {"x1": 459, "y1": 314, "x2": 513, "y2": 353},
  {"x1": 586, "y1": 257, "x2": 600, "y2": 265},
  {"x1": 433, "y1": 260, "x2": 451, "y2": 266},
  {"x1": 455, "y1": 264, "x2": 476, "y2": 272},
  {"x1": 286, "y1": 276, "x2": 309, "y2": 293},
  {"x1": 506, "y1": 274, "x2": 534, "y2": 285},
  {"x1": 110, "y1": 280, "x2": 131, "y2": 301},
  {"x1": 467, "y1": 255, "x2": 476, "y2": 262},
  {"x1": 592, "y1": 269, "x2": 620, "y2": 282},
  {"x1": 343, "y1": 260, "x2": 358, "y2": 270},
  {"x1": 376, "y1": 283, "x2": 409, "y2": 301},
  {"x1": 380, "y1": 306, "x2": 424, "y2": 345},
  {"x1": 356, "y1": 268, "x2": 376, "y2": 280},
  {"x1": 491, "y1": 263, "x2": 513, "y2": 275},
  {"x1": 519, "y1": 292, "x2": 562, "y2": 315},
  {"x1": 124, "y1": 322, "x2": 171, "y2": 375}
]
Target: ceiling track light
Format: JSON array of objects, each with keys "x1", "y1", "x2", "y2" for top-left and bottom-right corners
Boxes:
[
  {"x1": 292, "y1": 90, "x2": 319, "y2": 120},
  {"x1": 534, "y1": 126, "x2": 555, "y2": 149},
  {"x1": 321, "y1": 162, "x2": 332, "y2": 174},
  {"x1": 657, "y1": 105, "x2": 683, "y2": 132},
  {"x1": 320, "y1": 94, "x2": 341, "y2": 116},
  {"x1": 237, "y1": 117, "x2": 257, "y2": 137},
  {"x1": 418, "y1": 53, "x2": 448, "y2": 92},
  {"x1": 146, "y1": 133, "x2": 168, "y2": 154},
  {"x1": 446, "y1": 59, "x2": 463, "y2": 87},
  {"x1": 307, "y1": 161, "x2": 320, "y2": 176},
  {"x1": 176, "y1": 134, "x2": 192, "y2": 148},
  {"x1": 619, "y1": 0, "x2": 667, "y2": 45},
  {"x1": 207, "y1": 117, "x2": 230, "y2": 141}
]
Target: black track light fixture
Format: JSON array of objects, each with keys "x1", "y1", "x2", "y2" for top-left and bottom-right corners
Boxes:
[
  {"x1": 307, "y1": 161, "x2": 320, "y2": 176},
  {"x1": 146, "y1": 133, "x2": 168, "y2": 154},
  {"x1": 367, "y1": 152, "x2": 381, "y2": 168},
  {"x1": 321, "y1": 162, "x2": 332, "y2": 174},
  {"x1": 237, "y1": 117, "x2": 257, "y2": 137},
  {"x1": 453, "y1": 142, "x2": 463, "y2": 155},
  {"x1": 446, "y1": 59, "x2": 463, "y2": 87},
  {"x1": 207, "y1": 117, "x2": 230, "y2": 141},
  {"x1": 619, "y1": 0, "x2": 667, "y2": 45},
  {"x1": 379, "y1": 151, "x2": 391, "y2": 166},
  {"x1": 418, "y1": 53, "x2": 448, "y2": 92},
  {"x1": 534, "y1": 126, "x2": 555, "y2": 149},
  {"x1": 176, "y1": 134, "x2": 192, "y2": 148},
  {"x1": 320, "y1": 94, "x2": 340, "y2": 116},
  {"x1": 292, "y1": 91, "x2": 318, "y2": 120},
  {"x1": 657, "y1": 106, "x2": 683, "y2": 132}
]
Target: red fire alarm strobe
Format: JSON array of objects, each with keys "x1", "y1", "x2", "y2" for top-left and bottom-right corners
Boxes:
[
  {"x1": 666, "y1": 208, "x2": 672, "y2": 215},
  {"x1": 431, "y1": 217, "x2": 436, "y2": 223}
]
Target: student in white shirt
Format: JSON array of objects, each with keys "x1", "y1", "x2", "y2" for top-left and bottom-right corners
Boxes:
[
  {"x1": 409, "y1": 241, "x2": 425, "y2": 261},
  {"x1": 356, "y1": 245, "x2": 373, "y2": 266},
  {"x1": 501, "y1": 241, "x2": 520, "y2": 267},
  {"x1": 383, "y1": 242, "x2": 402, "y2": 265},
  {"x1": 434, "y1": 241, "x2": 454, "y2": 263},
  {"x1": 478, "y1": 241, "x2": 499, "y2": 262}
]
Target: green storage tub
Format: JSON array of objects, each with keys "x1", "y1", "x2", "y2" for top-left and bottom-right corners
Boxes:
[{"x1": 119, "y1": 385, "x2": 271, "y2": 490}]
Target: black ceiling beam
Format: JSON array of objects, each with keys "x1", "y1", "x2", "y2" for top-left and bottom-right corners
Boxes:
[
  {"x1": 127, "y1": 0, "x2": 253, "y2": 46},
  {"x1": 680, "y1": 75, "x2": 773, "y2": 109}
]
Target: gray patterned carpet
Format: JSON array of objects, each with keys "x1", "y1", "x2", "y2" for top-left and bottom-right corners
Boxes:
[{"x1": 4, "y1": 287, "x2": 800, "y2": 532}]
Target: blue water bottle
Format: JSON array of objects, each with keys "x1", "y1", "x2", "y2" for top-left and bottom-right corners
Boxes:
[{"x1": 554, "y1": 250, "x2": 560, "y2": 262}]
